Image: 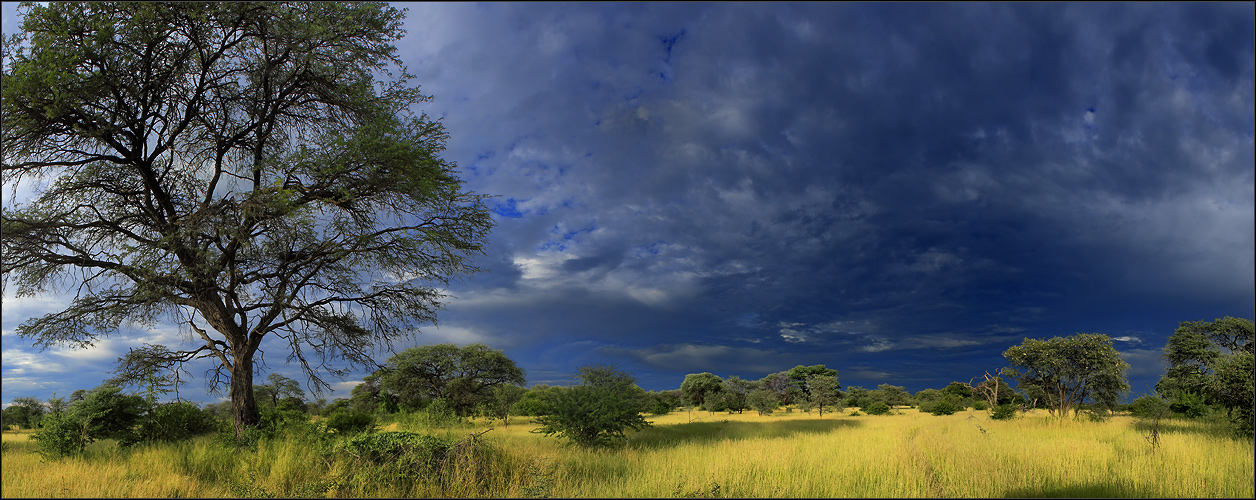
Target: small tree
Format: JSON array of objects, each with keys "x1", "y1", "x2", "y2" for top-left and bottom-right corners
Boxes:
[
  {"x1": 719, "y1": 376, "x2": 754, "y2": 414},
  {"x1": 680, "y1": 372, "x2": 724, "y2": 414},
  {"x1": 481, "y1": 384, "x2": 526, "y2": 427},
  {"x1": 535, "y1": 364, "x2": 650, "y2": 447},
  {"x1": 806, "y1": 374, "x2": 841, "y2": 416},
  {"x1": 748, "y1": 389, "x2": 779, "y2": 416},
  {"x1": 759, "y1": 371, "x2": 796, "y2": 405}
]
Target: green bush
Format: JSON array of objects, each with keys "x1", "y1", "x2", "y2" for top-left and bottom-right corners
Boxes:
[
  {"x1": 136, "y1": 402, "x2": 219, "y2": 444},
  {"x1": 864, "y1": 402, "x2": 891, "y2": 415},
  {"x1": 929, "y1": 399, "x2": 959, "y2": 416},
  {"x1": 325, "y1": 409, "x2": 376, "y2": 435},
  {"x1": 1169, "y1": 391, "x2": 1210, "y2": 419},
  {"x1": 847, "y1": 410, "x2": 862, "y2": 416},
  {"x1": 1129, "y1": 396, "x2": 1170, "y2": 419},
  {"x1": 30, "y1": 412, "x2": 93, "y2": 458},
  {"x1": 972, "y1": 400, "x2": 989, "y2": 411},
  {"x1": 990, "y1": 403, "x2": 1017, "y2": 420},
  {"x1": 535, "y1": 365, "x2": 651, "y2": 447},
  {"x1": 69, "y1": 385, "x2": 146, "y2": 442}
]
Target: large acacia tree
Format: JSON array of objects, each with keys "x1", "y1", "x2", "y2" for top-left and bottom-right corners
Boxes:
[
  {"x1": 370, "y1": 343, "x2": 525, "y2": 414},
  {"x1": 1, "y1": 2, "x2": 493, "y2": 438},
  {"x1": 1003, "y1": 333, "x2": 1130, "y2": 417}
]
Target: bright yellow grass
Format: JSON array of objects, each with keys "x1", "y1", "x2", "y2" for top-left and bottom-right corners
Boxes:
[{"x1": 2, "y1": 408, "x2": 1251, "y2": 498}]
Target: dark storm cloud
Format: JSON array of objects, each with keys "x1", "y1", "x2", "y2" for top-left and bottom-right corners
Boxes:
[
  {"x1": 3, "y1": 3, "x2": 1251, "y2": 402},
  {"x1": 400, "y1": 2, "x2": 1252, "y2": 392}
]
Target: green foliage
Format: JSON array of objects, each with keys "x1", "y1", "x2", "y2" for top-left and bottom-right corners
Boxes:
[
  {"x1": 1210, "y1": 349, "x2": 1254, "y2": 437},
  {"x1": 747, "y1": 389, "x2": 779, "y2": 416},
  {"x1": 513, "y1": 385, "x2": 559, "y2": 417},
  {"x1": 69, "y1": 385, "x2": 146, "y2": 442},
  {"x1": 805, "y1": 374, "x2": 842, "y2": 416},
  {"x1": 645, "y1": 390, "x2": 682, "y2": 416},
  {"x1": 30, "y1": 412, "x2": 93, "y2": 458},
  {"x1": 846, "y1": 386, "x2": 871, "y2": 409},
  {"x1": 864, "y1": 402, "x2": 891, "y2": 415},
  {"x1": 990, "y1": 403, "x2": 1017, "y2": 420},
  {"x1": 680, "y1": 373, "x2": 724, "y2": 409},
  {"x1": 136, "y1": 402, "x2": 219, "y2": 444},
  {"x1": 331, "y1": 430, "x2": 511, "y2": 497},
  {"x1": 535, "y1": 364, "x2": 651, "y2": 447},
  {"x1": 759, "y1": 371, "x2": 797, "y2": 404},
  {"x1": 420, "y1": 397, "x2": 463, "y2": 428},
  {"x1": 1003, "y1": 333, "x2": 1131, "y2": 417},
  {"x1": 1155, "y1": 316, "x2": 1253, "y2": 436},
  {"x1": 718, "y1": 376, "x2": 755, "y2": 414},
  {"x1": 914, "y1": 388, "x2": 943, "y2": 413},
  {"x1": 787, "y1": 365, "x2": 840, "y2": 401},
  {"x1": 1129, "y1": 396, "x2": 1170, "y2": 419},
  {"x1": 1169, "y1": 391, "x2": 1211, "y2": 419},
  {"x1": 972, "y1": 400, "x2": 989, "y2": 411},
  {"x1": 1, "y1": 1, "x2": 495, "y2": 439},
  {"x1": 874, "y1": 384, "x2": 911, "y2": 407},
  {"x1": 929, "y1": 398, "x2": 960, "y2": 416},
  {"x1": 372, "y1": 344, "x2": 526, "y2": 415},
  {"x1": 324, "y1": 409, "x2": 376, "y2": 435},
  {"x1": 1, "y1": 396, "x2": 45, "y2": 429}
]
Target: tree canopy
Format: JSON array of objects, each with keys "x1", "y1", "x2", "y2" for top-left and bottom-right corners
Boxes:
[
  {"x1": 1003, "y1": 333, "x2": 1130, "y2": 417},
  {"x1": 369, "y1": 343, "x2": 525, "y2": 415},
  {"x1": 1, "y1": 2, "x2": 492, "y2": 439}
]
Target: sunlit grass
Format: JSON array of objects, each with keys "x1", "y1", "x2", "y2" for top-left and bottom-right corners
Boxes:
[{"x1": 2, "y1": 407, "x2": 1251, "y2": 498}]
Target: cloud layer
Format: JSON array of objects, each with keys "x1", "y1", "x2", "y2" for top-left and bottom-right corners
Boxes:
[{"x1": 3, "y1": 3, "x2": 1252, "y2": 402}]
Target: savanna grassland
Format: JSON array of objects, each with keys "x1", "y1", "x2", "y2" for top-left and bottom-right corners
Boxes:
[{"x1": 2, "y1": 407, "x2": 1252, "y2": 498}]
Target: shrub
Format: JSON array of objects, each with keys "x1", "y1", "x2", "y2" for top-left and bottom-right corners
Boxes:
[
  {"x1": 929, "y1": 399, "x2": 959, "y2": 416},
  {"x1": 972, "y1": 400, "x2": 989, "y2": 411},
  {"x1": 864, "y1": 402, "x2": 891, "y2": 415},
  {"x1": 990, "y1": 403, "x2": 1017, "y2": 420},
  {"x1": 137, "y1": 402, "x2": 219, "y2": 444},
  {"x1": 420, "y1": 398, "x2": 463, "y2": 428},
  {"x1": 1129, "y1": 396, "x2": 1170, "y2": 419},
  {"x1": 325, "y1": 409, "x2": 376, "y2": 435},
  {"x1": 535, "y1": 365, "x2": 651, "y2": 447},
  {"x1": 69, "y1": 385, "x2": 146, "y2": 442},
  {"x1": 1169, "y1": 391, "x2": 1210, "y2": 419},
  {"x1": 30, "y1": 412, "x2": 93, "y2": 458},
  {"x1": 848, "y1": 410, "x2": 862, "y2": 416}
]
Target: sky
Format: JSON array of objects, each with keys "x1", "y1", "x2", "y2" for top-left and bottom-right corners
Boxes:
[{"x1": 2, "y1": 2, "x2": 1254, "y2": 406}]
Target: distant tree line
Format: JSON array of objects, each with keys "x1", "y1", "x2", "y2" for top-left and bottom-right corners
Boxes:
[{"x1": 6, "y1": 316, "x2": 1251, "y2": 456}]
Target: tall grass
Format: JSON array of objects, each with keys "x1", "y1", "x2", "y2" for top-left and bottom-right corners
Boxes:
[{"x1": 2, "y1": 408, "x2": 1251, "y2": 498}]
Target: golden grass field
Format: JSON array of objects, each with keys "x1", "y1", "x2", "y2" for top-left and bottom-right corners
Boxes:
[{"x1": 2, "y1": 407, "x2": 1252, "y2": 498}]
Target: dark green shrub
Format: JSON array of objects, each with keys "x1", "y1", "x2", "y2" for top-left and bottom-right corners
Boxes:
[
  {"x1": 325, "y1": 409, "x2": 376, "y2": 435},
  {"x1": 30, "y1": 412, "x2": 93, "y2": 458},
  {"x1": 535, "y1": 365, "x2": 651, "y2": 447},
  {"x1": 990, "y1": 403, "x2": 1017, "y2": 420},
  {"x1": 69, "y1": 385, "x2": 146, "y2": 441},
  {"x1": 972, "y1": 400, "x2": 989, "y2": 411},
  {"x1": 1169, "y1": 391, "x2": 1210, "y2": 419},
  {"x1": 864, "y1": 402, "x2": 891, "y2": 415},
  {"x1": 929, "y1": 399, "x2": 959, "y2": 416},
  {"x1": 1129, "y1": 396, "x2": 1170, "y2": 419},
  {"x1": 138, "y1": 402, "x2": 219, "y2": 443}
]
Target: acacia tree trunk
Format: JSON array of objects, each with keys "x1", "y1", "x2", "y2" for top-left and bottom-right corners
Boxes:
[{"x1": 230, "y1": 355, "x2": 260, "y2": 441}]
